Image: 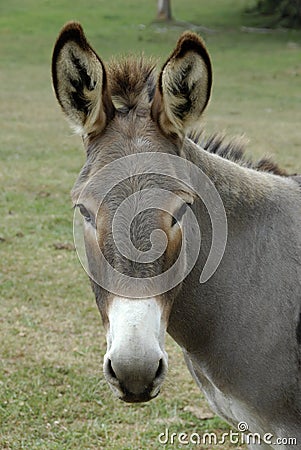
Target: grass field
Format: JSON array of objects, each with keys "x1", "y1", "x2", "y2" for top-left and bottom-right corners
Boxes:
[{"x1": 1, "y1": 1, "x2": 301, "y2": 449}]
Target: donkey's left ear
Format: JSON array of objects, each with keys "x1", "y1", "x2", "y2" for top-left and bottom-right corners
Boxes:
[
  {"x1": 152, "y1": 32, "x2": 212, "y2": 140},
  {"x1": 52, "y1": 22, "x2": 115, "y2": 137}
]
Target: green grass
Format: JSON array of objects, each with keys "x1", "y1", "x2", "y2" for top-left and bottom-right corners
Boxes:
[{"x1": 1, "y1": 1, "x2": 301, "y2": 449}]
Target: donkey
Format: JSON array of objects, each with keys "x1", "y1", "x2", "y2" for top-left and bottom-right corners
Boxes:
[{"x1": 52, "y1": 22, "x2": 301, "y2": 449}]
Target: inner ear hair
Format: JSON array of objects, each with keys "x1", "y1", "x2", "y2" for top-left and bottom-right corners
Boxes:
[
  {"x1": 52, "y1": 22, "x2": 114, "y2": 136},
  {"x1": 152, "y1": 31, "x2": 212, "y2": 141}
]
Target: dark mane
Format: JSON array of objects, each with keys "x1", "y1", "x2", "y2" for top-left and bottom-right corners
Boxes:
[
  {"x1": 107, "y1": 57, "x2": 157, "y2": 112},
  {"x1": 107, "y1": 57, "x2": 288, "y2": 177},
  {"x1": 190, "y1": 132, "x2": 289, "y2": 176}
]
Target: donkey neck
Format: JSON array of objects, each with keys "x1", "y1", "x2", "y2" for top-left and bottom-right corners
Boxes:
[
  {"x1": 183, "y1": 138, "x2": 283, "y2": 211},
  {"x1": 168, "y1": 137, "x2": 297, "y2": 355}
]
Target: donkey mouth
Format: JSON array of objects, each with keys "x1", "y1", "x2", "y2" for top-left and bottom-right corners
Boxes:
[
  {"x1": 120, "y1": 388, "x2": 160, "y2": 403},
  {"x1": 118, "y1": 382, "x2": 160, "y2": 403}
]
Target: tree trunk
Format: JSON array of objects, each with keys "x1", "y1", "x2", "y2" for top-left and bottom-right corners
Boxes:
[{"x1": 157, "y1": 0, "x2": 173, "y2": 21}]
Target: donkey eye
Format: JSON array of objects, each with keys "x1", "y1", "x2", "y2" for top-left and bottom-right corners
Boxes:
[
  {"x1": 171, "y1": 203, "x2": 189, "y2": 227},
  {"x1": 77, "y1": 204, "x2": 94, "y2": 224}
]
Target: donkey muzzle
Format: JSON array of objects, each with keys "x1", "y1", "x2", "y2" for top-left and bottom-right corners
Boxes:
[
  {"x1": 103, "y1": 297, "x2": 168, "y2": 402},
  {"x1": 103, "y1": 351, "x2": 168, "y2": 402}
]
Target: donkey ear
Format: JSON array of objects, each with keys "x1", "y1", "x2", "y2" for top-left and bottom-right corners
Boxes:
[
  {"x1": 52, "y1": 22, "x2": 115, "y2": 136},
  {"x1": 152, "y1": 32, "x2": 212, "y2": 140}
]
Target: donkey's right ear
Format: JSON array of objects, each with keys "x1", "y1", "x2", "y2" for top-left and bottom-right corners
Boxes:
[{"x1": 52, "y1": 22, "x2": 115, "y2": 136}]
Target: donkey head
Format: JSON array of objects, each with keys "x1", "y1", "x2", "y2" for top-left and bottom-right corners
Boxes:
[{"x1": 52, "y1": 22, "x2": 212, "y2": 403}]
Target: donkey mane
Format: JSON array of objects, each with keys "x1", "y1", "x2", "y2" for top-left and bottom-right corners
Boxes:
[
  {"x1": 189, "y1": 132, "x2": 288, "y2": 176},
  {"x1": 107, "y1": 57, "x2": 287, "y2": 177},
  {"x1": 107, "y1": 57, "x2": 156, "y2": 113}
]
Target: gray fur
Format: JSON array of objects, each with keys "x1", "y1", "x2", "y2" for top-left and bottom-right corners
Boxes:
[
  {"x1": 52, "y1": 24, "x2": 301, "y2": 449},
  {"x1": 171, "y1": 139, "x2": 301, "y2": 446}
]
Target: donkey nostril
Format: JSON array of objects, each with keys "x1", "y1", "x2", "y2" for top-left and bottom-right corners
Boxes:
[
  {"x1": 107, "y1": 359, "x2": 117, "y2": 379},
  {"x1": 155, "y1": 358, "x2": 164, "y2": 379}
]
